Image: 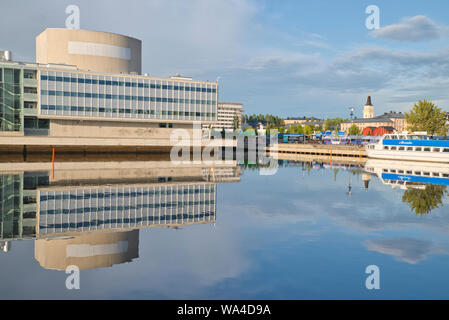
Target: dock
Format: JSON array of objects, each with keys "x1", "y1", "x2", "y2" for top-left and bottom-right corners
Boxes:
[{"x1": 269, "y1": 143, "x2": 367, "y2": 160}]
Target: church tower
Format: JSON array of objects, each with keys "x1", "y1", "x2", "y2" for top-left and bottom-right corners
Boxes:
[{"x1": 363, "y1": 95, "x2": 374, "y2": 119}]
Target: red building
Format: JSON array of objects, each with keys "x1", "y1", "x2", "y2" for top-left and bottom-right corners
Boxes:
[
  {"x1": 373, "y1": 126, "x2": 395, "y2": 136},
  {"x1": 362, "y1": 126, "x2": 395, "y2": 136},
  {"x1": 362, "y1": 127, "x2": 376, "y2": 136}
]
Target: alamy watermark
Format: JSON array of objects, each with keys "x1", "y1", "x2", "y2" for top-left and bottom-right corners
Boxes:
[
  {"x1": 65, "y1": 5, "x2": 80, "y2": 29},
  {"x1": 365, "y1": 5, "x2": 380, "y2": 30},
  {"x1": 169, "y1": 123, "x2": 279, "y2": 175},
  {"x1": 365, "y1": 265, "x2": 380, "y2": 290},
  {"x1": 65, "y1": 265, "x2": 80, "y2": 290}
]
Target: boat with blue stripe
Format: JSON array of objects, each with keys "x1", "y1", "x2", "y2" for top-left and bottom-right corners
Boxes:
[
  {"x1": 366, "y1": 132, "x2": 449, "y2": 163},
  {"x1": 364, "y1": 159, "x2": 449, "y2": 189}
]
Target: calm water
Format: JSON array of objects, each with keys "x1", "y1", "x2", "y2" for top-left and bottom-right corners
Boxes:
[{"x1": 0, "y1": 158, "x2": 448, "y2": 299}]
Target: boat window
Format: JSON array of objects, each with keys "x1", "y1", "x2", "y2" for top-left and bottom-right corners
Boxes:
[
  {"x1": 432, "y1": 172, "x2": 439, "y2": 177},
  {"x1": 424, "y1": 148, "x2": 431, "y2": 152},
  {"x1": 406, "y1": 171, "x2": 412, "y2": 174},
  {"x1": 407, "y1": 147, "x2": 413, "y2": 151},
  {"x1": 398, "y1": 147, "x2": 405, "y2": 151},
  {"x1": 443, "y1": 174, "x2": 449, "y2": 178},
  {"x1": 398, "y1": 170, "x2": 404, "y2": 174},
  {"x1": 444, "y1": 149, "x2": 449, "y2": 152},
  {"x1": 384, "y1": 146, "x2": 389, "y2": 150},
  {"x1": 414, "y1": 171, "x2": 422, "y2": 175},
  {"x1": 423, "y1": 172, "x2": 430, "y2": 176},
  {"x1": 391, "y1": 146, "x2": 397, "y2": 150},
  {"x1": 383, "y1": 169, "x2": 388, "y2": 173},
  {"x1": 390, "y1": 169, "x2": 396, "y2": 173},
  {"x1": 391, "y1": 135, "x2": 398, "y2": 139},
  {"x1": 415, "y1": 147, "x2": 422, "y2": 151},
  {"x1": 433, "y1": 148, "x2": 441, "y2": 152},
  {"x1": 399, "y1": 135, "x2": 405, "y2": 139}
]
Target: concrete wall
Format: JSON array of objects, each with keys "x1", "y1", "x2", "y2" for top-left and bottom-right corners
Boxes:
[
  {"x1": 35, "y1": 230, "x2": 139, "y2": 270},
  {"x1": 49, "y1": 119, "x2": 194, "y2": 139},
  {"x1": 36, "y1": 28, "x2": 142, "y2": 74}
]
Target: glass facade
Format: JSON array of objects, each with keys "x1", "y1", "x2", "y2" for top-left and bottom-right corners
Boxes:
[
  {"x1": 38, "y1": 183, "x2": 217, "y2": 235},
  {"x1": 0, "y1": 174, "x2": 23, "y2": 239},
  {"x1": 0, "y1": 67, "x2": 22, "y2": 132},
  {"x1": 40, "y1": 70, "x2": 218, "y2": 122}
]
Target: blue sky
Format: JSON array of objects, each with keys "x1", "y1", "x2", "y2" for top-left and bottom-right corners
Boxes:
[{"x1": 2, "y1": 0, "x2": 449, "y2": 118}]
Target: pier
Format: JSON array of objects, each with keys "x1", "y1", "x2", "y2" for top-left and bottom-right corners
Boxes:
[{"x1": 269, "y1": 143, "x2": 367, "y2": 160}]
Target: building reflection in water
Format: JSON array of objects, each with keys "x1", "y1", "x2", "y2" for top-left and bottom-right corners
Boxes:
[
  {"x1": 0, "y1": 158, "x2": 240, "y2": 270},
  {"x1": 277, "y1": 157, "x2": 449, "y2": 215},
  {"x1": 364, "y1": 159, "x2": 448, "y2": 215}
]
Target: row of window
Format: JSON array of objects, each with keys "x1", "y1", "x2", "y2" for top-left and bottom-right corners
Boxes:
[
  {"x1": 41, "y1": 75, "x2": 217, "y2": 93},
  {"x1": 40, "y1": 105, "x2": 216, "y2": 118},
  {"x1": 384, "y1": 146, "x2": 449, "y2": 152},
  {"x1": 41, "y1": 90, "x2": 217, "y2": 105},
  {"x1": 39, "y1": 200, "x2": 216, "y2": 215},
  {"x1": 40, "y1": 188, "x2": 215, "y2": 201},
  {"x1": 39, "y1": 212, "x2": 215, "y2": 231},
  {"x1": 383, "y1": 168, "x2": 449, "y2": 178}
]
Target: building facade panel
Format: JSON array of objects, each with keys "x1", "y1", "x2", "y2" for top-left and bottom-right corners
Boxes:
[
  {"x1": 39, "y1": 70, "x2": 218, "y2": 123},
  {"x1": 37, "y1": 183, "x2": 216, "y2": 236}
]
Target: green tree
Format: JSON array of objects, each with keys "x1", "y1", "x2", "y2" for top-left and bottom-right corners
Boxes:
[
  {"x1": 348, "y1": 124, "x2": 361, "y2": 136},
  {"x1": 233, "y1": 115, "x2": 240, "y2": 131},
  {"x1": 304, "y1": 125, "x2": 313, "y2": 135},
  {"x1": 405, "y1": 100, "x2": 448, "y2": 135},
  {"x1": 402, "y1": 185, "x2": 447, "y2": 215}
]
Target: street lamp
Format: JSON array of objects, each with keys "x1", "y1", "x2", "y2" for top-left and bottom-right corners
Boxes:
[{"x1": 349, "y1": 107, "x2": 355, "y2": 120}]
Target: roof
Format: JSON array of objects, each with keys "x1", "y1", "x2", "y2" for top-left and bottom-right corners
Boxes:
[
  {"x1": 342, "y1": 111, "x2": 404, "y2": 124},
  {"x1": 365, "y1": 95, "x2": 373, "y2": 106},
  {"x1": 343, "y1": 116, "x2": 393, "y2": 124},
  {"x1": 378, "y1": 126, "x2": 396, "y2": 131}
]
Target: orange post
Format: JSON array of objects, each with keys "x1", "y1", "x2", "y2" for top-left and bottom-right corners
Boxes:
[{"x1": 52, "y1": 147, "x2": 55, "y2": 180}]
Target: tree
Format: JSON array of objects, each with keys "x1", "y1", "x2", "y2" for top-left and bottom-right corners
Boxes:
[
  {"x1": 405, "y1": 100, "x2": 448, "y2": 135},
  {"x1": 304, "y1": 125, "x2": 313, "y2": 135},
  {"x1": 232, "y1": 115, "x2": 240, "y2": 131},
  {"x1": 402, "y1": 185, "x2": 447, "y2": 215},
  {"x1": 348, "y1": 124, "x2": 361, "y2": 136}
]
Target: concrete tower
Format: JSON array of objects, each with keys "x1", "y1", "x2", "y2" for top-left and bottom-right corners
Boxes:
[{"x1": 363, "y1": 95, "x2": 374, "y2": 119}]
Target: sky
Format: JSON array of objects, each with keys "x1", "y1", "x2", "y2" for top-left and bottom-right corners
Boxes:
[{"x1": 2, "y1": 0, "x2": 449, "y2": 118}]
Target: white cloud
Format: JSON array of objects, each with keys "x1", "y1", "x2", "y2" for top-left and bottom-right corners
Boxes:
[
  {"x1": 371, "y1": 15, "x2": 449, "y2": 42},
  {"x1": 365, "y1": 238, "x2": 448, "y2": 264}
]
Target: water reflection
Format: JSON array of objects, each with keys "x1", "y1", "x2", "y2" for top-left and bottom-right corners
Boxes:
[
  {"x1": 0, "y1": 158, "x2": 240, "y2": 271},
  {"x1": 1, "y1": 154, "x2": 449, "y2": 298}
]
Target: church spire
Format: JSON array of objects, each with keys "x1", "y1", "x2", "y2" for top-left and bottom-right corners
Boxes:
[{"x1": 365, "y1": 95, "x2": 373, "y2": 106}]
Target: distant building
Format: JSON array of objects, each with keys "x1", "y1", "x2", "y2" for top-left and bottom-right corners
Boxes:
[
  {"x1": 341, "y1": 111, "x2": 405, "y2": 134},
  {"x1": 284, "y1": 117, "x2": 323, "y2": 126},
  {"x1": 341, "y1": 96, "x2": 406, "y2": 133},
  {"x1": 363, "y1": 95, "x2": 374, "y2": 119},
  {"x1": 213, "y1": 102, "x2": 243, "y2": 131},
  {"x1": 362, "y1": 126, "x2": 395, "y2": 136}
]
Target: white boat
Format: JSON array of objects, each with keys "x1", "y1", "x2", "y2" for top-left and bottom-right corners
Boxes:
[
  {"x1": 366, "y1": 132, "x2": 449, "y2": 163},
  {"x1": 364, "y1": 159, "x2": 449, "y2": 189}
]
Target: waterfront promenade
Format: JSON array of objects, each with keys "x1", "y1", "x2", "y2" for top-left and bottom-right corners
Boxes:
[{"x1": 270, "y1": 143, "x2": 367, "y2": 160}]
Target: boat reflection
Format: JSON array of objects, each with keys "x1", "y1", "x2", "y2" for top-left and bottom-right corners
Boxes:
[
  {"x1": 364, "y1": 159, "x2": 448, "y2": 215},
  {"x1": 0, "y1": 159, "x2": 240, "y2": 270}
]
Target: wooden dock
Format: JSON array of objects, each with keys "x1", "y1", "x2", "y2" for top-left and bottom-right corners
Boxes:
[{"x1": 269, "y1": 143, "x2": 367, "y2": 160}]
